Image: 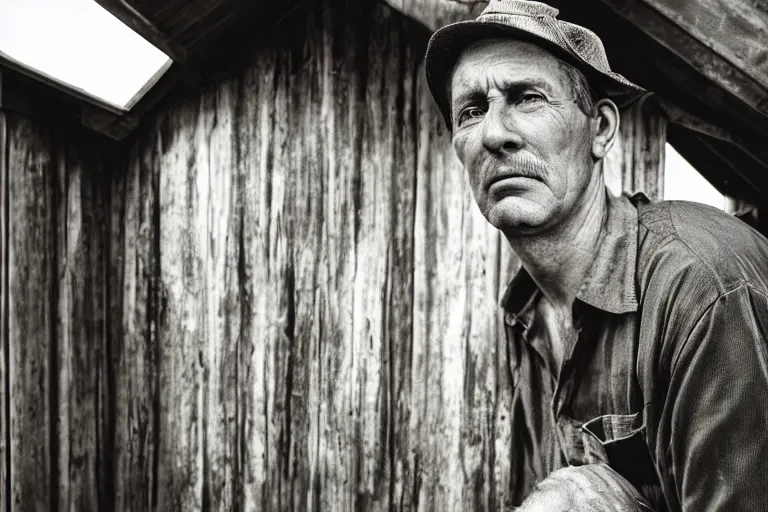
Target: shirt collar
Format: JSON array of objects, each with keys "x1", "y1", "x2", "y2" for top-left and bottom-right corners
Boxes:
[{"x1": 501, "y1": 191, "x2": 640, "y2": 316}]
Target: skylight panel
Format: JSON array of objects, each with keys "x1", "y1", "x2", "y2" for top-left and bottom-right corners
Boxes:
[{"x1": 0, "y1": 0, "x2": 171, "y2": 109}]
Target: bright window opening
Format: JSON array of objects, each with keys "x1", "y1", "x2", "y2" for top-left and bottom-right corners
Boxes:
[
  {"x1": 0, "y1": 0, "x2": 171, "y2": 109},
  {"x1": 664, "y1": 142, "x2": 725, "y2": 210}
]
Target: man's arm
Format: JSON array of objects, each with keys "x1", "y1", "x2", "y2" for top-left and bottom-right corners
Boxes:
[
  {"x1": 659, "y1": 283, "x2": 768, "y2": 510},
  {"x1": 516, "y1": 464, "x2": 651, "y2": 511}
]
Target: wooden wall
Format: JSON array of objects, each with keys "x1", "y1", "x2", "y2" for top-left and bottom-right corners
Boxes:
[
  {"x1": 2, "y1": 0, "x2": 516, "y2": 510},
  {"x1": 1, "y1": 110, "x2": 115, "y2": 510},
  {"x1": 1, "y1": 0, "x2": 665, "y2": 510},
  {"x1": 109, "y1": 1, "x2": 517, "y2": 509}
]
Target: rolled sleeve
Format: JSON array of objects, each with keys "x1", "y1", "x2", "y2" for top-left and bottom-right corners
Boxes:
[{"x1": 517, "y1": 464, "x2": 653, "y2": 511}]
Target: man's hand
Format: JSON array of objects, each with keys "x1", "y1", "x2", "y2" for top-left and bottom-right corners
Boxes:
[{"x1": 516, "y1": 464, "x2": 652, "y2": 511}]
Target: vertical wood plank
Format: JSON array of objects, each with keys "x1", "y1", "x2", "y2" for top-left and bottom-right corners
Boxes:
[
  {"x1": 238, "y1": 47, "x2": 262, "y2": 512},
  {"x1": 54, "y1": 132, "x2": 110, "y2": 511},
  {"x1": 7, "y1": 114, "x2": 53, "y2": 512},
  {"x1": 370, "y1": 7, "x2": 419, "y2": 511},
  {"x1": 604, "y1": 96, "x2": 667, "y2": 200},
  {"x1": 200, "y1": 78, "x2": 243, "y2": 512},
  {"x1": 55, "y1": 138, "x2": 75, "y2": 512},
  {"x1": 237, "y1": 39, "x2": 286, "y2": 510},
  {"x1": 0, "y1": 108, "x2": 9, "y2": 512},
  {"x1": 240, "y1": 38, "x2": 288, "y2": 512},
  {"x1": 56, "y1": 137, "x2": 84, "y2": 511},
  {"x1": 111, "y1": 137, "x2": 160, "y2": 511},
  {"x1": 5, "y1": 114, "x2": 112, "y2": 511},
  {"x1": 154, "y1": 100, "x2": 205, "y2": 511},
  {"x1": 303, "y1": 3, "x2": 422, "y2": 510}
]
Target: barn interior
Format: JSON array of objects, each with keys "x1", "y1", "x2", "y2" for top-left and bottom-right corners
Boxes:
[{"x1": 0, "y1": 0, "x2": 765, "y2": 509}]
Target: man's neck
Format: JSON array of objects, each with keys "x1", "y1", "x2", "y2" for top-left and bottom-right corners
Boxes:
[{"x1": 506, "y1": 178, "x2": 608, "y2": 312}]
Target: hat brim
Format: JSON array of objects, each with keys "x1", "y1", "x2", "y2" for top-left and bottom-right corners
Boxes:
[{"x1": 425, "y1": 20, "x2": 646, "y2": 129}]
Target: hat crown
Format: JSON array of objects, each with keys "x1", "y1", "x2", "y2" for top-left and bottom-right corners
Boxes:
[
  {"x1": 481, "y1": 0, "x2": 559, "y2": 19},
  {"x1": 423, "y1": 0, "x2": 647, "y2": 129}
]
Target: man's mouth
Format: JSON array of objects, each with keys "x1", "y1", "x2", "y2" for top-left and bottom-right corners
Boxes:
[{"x1": 487, "y1": 173, "x2": 539, "y2": 190}]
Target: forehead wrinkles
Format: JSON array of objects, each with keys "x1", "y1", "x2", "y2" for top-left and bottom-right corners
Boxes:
[{"x1": 451, "y1": 40, "x2": 566, "y2": 98}]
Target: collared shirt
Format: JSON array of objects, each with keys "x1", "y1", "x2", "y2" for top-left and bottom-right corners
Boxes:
[{"x1": 502, "y1": 190, "x2": 768, "y2": 511}]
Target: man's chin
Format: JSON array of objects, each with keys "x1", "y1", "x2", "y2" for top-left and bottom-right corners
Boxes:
[{"x1": 486, "y1": 201, "x2": 552, "y2": 235}]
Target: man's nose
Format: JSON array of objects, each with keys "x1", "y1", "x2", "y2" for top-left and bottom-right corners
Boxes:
[{"x1": 481, "y1": 102, "x2": 524, "y2": 154}]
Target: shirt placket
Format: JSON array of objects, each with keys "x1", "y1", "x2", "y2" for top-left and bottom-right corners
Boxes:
[
  {"x1": 551, "y1": 319, "x2": 588, "y2": 467},
  {"x1": 506, "y1": 309, "x2": 565, "y2": 476}
]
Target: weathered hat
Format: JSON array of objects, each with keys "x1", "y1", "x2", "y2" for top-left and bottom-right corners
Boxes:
[{"x1": 425, "y1": 0, "x2": 646, "y2": 129}]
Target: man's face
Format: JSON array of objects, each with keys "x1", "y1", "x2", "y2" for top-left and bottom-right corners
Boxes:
[{"x1": 450, "y1": 38, "x2": 598, "y2": 235}]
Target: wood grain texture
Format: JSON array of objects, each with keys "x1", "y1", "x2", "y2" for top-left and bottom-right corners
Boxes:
[
  {"x1": 111, "y1": 0, "x2": 510, "y2": 509},
  {"x1": 7, "y1": 113, "x2": 55, "y2": 511},
  {"x1": 2, "y1": 0, "x2": 666, "y2": 509},
  {"x1": 643, "y1": 0, "x2": 768, "y2": 90},
  {"x1": 593, "y1": 0, "x2": 768, "y2": 118},
  {"x1": 411, "y1": 60, "x2": 510, "y2": 511},
  {"x1": 5, "y1": 113, "x2": 114, "y2": 511},
  {"x1": 384, "y1": 0, "x2": 487, "y2": 31},
  {"x1": 109, "y1": 132, "x2": 161, "y2": 512},
  {"x1": 603, "y1": 96, "x2": 667, "y2": 200},
  {"x1": 0, "y1": 110, "x2": 8, "y2": 512},
  {"x1": 53, "y1": 126, "x2": 110, "y2": 512}
]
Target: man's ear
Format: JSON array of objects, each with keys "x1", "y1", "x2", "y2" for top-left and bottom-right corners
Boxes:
[{"x1": 591, "y1": 98, "x2": 620, "y2": 160}]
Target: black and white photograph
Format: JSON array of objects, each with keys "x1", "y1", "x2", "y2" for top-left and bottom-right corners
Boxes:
[{"x1": 0, "y1": 0, "x2": 766, "y2": 510}]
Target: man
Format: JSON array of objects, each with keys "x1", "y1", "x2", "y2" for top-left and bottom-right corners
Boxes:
[{"x1": 424, "y1": 1, "x2": 768, "y2": 510}]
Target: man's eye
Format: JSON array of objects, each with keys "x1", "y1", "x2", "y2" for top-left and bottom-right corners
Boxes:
[
  {"x1": 517, "y1": 93, "x2": 545, "y2": 105},
  {"x1": 457, "y1": 106, "x2": 486, "y2": 125}
]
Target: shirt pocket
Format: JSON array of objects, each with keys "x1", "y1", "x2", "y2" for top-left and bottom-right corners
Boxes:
[{"x1": 582, "y1": 412, "x2": 664, "y2": 511}]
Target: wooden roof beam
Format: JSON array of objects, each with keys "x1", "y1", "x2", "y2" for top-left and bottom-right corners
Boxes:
[
  {"x1": 0, "y1": 49, "x2": 124, "y2": 114},
  {"x1": 593, "y1": 0, "x2": 768, "y2": 120},
  {"x1": 660, "y1": 99, "x2": 768, "y2": 172},
  {"x1": 667, "y1": 126, "x2": 765, "y2": 203},
  {"x1": 641, "y1": 0, "x2": 768, "y2": 92},
  {"x1": 93, "y1": 0, "x2": 200, "y2": 82}
]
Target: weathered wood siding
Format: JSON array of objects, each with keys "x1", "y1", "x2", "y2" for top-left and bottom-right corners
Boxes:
[
  {"x1": 107, "y1": 0, "x2": 510, "y2": 510},
  {"x1": 604, "y1": 96, "x2": 666, "y2": 199},
  {"x1": 2, "y1": 0, "x2": 667, "y2": 510},
  {"x1": 0, "y1": 104, "x2": 7, "y2": 512},
  {"x1": 2, "y1": 110, "x2": 114, "y2": 511}
]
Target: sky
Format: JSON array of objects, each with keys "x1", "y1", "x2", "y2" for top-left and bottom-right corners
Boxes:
[
  {"x1": 663, "y1": 143, "x2": 724, "y2": 209},
  {"x1": 0, "y1": 0, "x2": 170, "y2": 107}
]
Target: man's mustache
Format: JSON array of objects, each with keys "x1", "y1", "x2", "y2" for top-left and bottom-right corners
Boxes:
[{"x1": 483, "y1": 156, "x2": 549, "y2": 188}]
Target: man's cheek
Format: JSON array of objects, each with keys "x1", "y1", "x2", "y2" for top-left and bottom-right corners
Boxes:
[
  {"x1": 468, "y1": 160, "x2": 490, "y2": 202},
  {"x1": 467, "y1": 170, "x2": 486, "y2": 208},
  {"x1": 451, "y1": 132, "x2": 467, "y2": 161}
]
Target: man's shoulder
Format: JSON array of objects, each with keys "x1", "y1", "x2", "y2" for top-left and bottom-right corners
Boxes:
[
  {"x1": 635, "y1": 199, "x2": 768, "y2": 299},
  {"x1": 638, "y1": 198, "x2": 749, "y2": 240}
]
